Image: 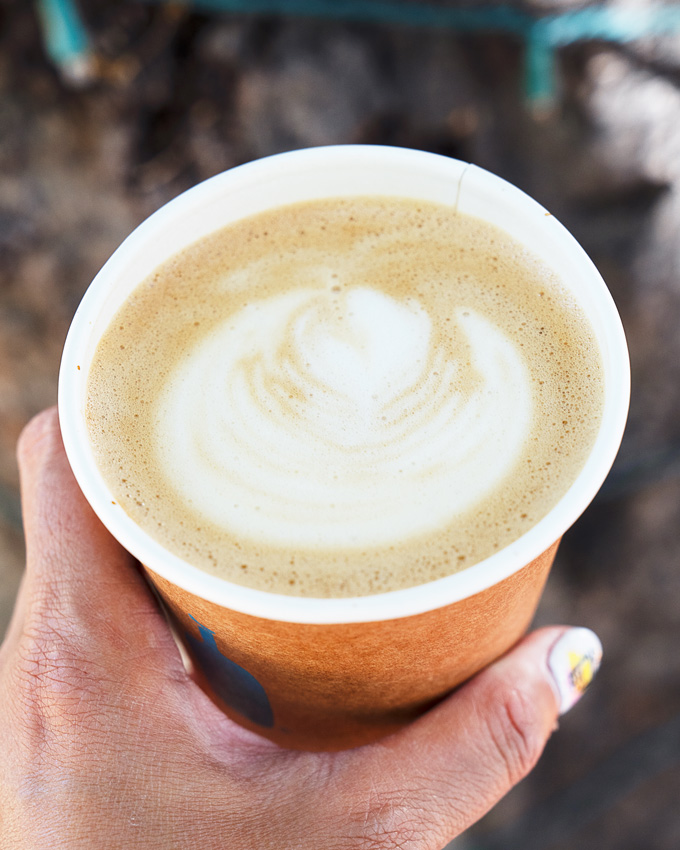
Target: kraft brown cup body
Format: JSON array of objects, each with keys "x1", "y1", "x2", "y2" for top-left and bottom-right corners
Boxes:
[{"x1": 147, "y1": 543, "x2": 557, "y2": 750}]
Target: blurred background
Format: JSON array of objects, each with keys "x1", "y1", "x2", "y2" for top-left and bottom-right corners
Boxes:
[{"x1": 1, "y1": 0, "x2": 679, "y2": 847}]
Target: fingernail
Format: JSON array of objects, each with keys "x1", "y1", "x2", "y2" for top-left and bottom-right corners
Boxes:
[{"x1": 547, "y1": 628, "x2": 603, "y2": 715}]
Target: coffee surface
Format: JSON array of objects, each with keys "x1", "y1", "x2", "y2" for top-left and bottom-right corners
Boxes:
[{"x1": 86, "y1": 197, "x2": 604, "y2": 596}]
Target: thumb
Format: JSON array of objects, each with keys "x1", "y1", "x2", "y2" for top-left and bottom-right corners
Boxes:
[{"x1": 335, "y1": 626, "x2": 602, "y2": 849}]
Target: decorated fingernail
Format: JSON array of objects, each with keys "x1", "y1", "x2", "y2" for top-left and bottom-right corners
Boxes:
[{"x1": 547, "y1": 628, "x2": 603, "y2": 715}]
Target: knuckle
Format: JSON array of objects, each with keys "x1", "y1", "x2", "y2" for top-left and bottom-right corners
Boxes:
[
  {"x1": 484, "y1": 683, "x2": 546, "y2": 785},
  {"x1": 17, "y1": 623, "x2": 84, "y2": 692},
  {"x1": 346, "y1": 787, "x2": 434, "y2": 850},
  {"x1": 10, "y1": 612, "x2": 106, "y2": 755}
]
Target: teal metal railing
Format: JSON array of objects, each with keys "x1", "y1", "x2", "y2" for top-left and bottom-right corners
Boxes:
[
  {"x1": 36, "y1": 0, "x2": 91, "y2": 82},
  {"x1": 36, "y1": 0, "x2": 680, "y2": 104}
]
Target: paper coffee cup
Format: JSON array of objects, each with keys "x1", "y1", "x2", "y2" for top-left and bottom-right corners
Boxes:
[{"x1": 59, "y1": 146, "x2": 630, "y2": 750}]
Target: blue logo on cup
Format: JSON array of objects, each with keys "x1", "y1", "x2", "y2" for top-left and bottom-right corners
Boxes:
[{"x1": 185, "y1": 615, "x2": 274, "y2": 728}]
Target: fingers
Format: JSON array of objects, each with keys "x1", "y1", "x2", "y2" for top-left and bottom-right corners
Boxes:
[
  {"x1": 13, "y1": 407, "x2": 178, "y2": 666},
  {"x1": 335, "y1": 626, "x2": 602, "y2": 849}
]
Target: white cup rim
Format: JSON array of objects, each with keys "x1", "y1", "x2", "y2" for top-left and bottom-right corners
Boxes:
[{"x1": 58, "y1": 145, "x2": 630, "y2": 624}]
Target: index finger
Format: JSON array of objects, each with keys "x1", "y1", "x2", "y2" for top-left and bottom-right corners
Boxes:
[{"x1": 14, "y1": 407, "x2": 178, "y2": 665}]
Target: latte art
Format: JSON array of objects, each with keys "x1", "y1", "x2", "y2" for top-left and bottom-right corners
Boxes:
[
  {"x1": 155, "y1": 288, "x2": 532, "y2": 547},
  {"x1": 86, "y1": 196, "x2": 604, "y2": 597}
]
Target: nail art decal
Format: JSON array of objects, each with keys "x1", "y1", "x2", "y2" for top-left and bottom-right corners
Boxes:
[{"x1": 548, "y1": 627, "x2": 603, "y2": 715}]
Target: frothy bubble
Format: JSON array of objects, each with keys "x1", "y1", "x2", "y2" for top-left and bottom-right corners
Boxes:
[{"x1": 154, "y1": 287, "x2": 532, "y2": 548}]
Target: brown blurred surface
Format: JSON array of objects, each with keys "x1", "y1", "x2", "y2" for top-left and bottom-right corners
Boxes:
[{"x1": 1, "y1": 2, "x2": 679, "y2": 848}]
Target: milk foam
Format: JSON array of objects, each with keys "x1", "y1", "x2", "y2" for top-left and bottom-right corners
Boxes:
[
  {"x1": 154, "y1": 286, "x2": 532, "y2": 548},
  {"x1": 86, "y1": 196, "x2": 604, "y2": 597}
]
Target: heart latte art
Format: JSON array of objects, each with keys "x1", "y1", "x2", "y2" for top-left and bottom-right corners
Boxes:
[
  {"x1": 86, "y1": 197, "x2": 604, "y2": 597},
  {"x1": 156, "y1": 288, "x2": 531, "y2": 548}
]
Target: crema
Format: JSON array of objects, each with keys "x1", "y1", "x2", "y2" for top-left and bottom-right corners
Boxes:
[{"x1": 86, "y1": 197, "x2": 604, "y2": 597}]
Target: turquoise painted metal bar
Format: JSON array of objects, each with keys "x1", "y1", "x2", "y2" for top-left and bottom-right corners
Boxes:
[
  {"x1": 542, "y1": 6, "x2": 680, "y2": 46},
  {"x1": 36, "y1": 0, "x2": 90, "y2": 69},
  {"x1": 145, "y1": 0, "x2": 530, "y2": 34}
]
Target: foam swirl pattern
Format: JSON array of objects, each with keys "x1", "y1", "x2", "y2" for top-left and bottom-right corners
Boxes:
[{"x1": 154, "y1": 287, "x2": 532, "y2": 548}]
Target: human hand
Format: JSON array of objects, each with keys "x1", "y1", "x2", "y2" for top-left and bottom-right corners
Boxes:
[{"x1": 0, "y1": 408, "x2": 602, "y2": 850}]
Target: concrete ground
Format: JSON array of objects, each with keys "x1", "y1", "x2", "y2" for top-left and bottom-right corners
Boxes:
[{"x1": 1, "y1": 2, "x2": 679, "y2": 848}]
